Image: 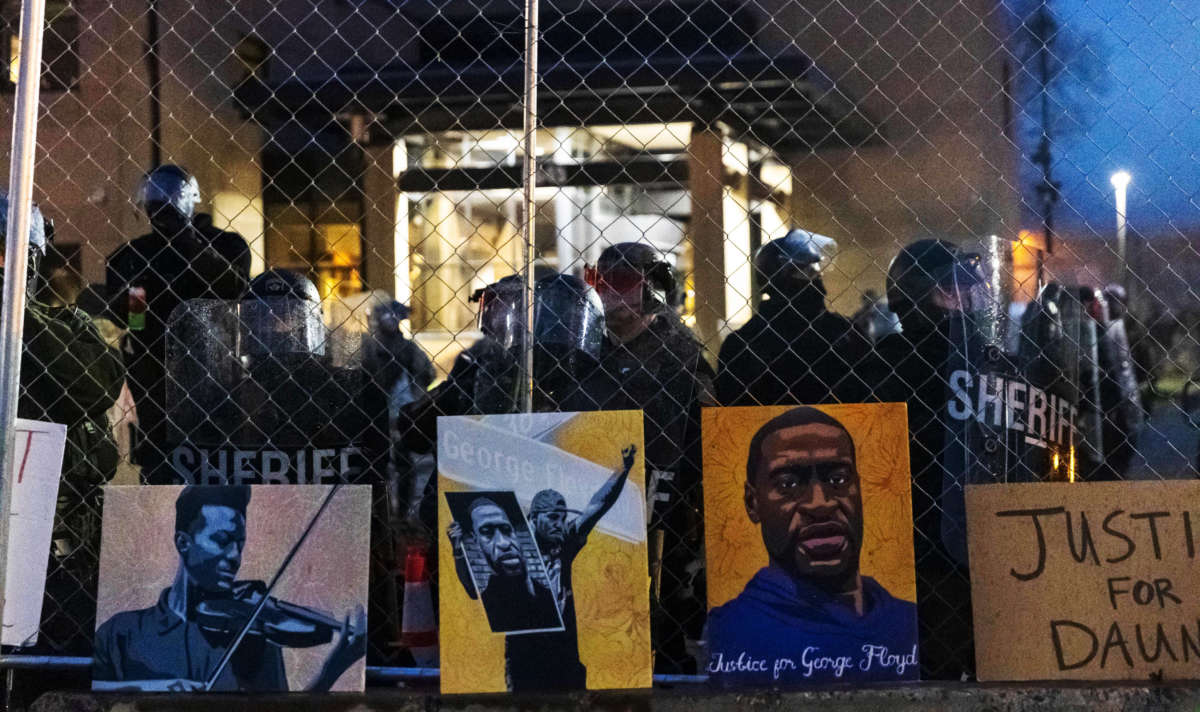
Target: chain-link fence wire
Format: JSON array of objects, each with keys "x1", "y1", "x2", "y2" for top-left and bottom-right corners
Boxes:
[{"x1": 1, "y1": 0, "x2": 1198, "y2": 690}]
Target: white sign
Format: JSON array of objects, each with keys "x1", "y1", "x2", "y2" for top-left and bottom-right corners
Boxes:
[
  {"x1": 438, "y1": 414, "x2": 646, "y2": 543},
  {"x1": 3, "y1": 418, "x2": 67, "y2": 647}
]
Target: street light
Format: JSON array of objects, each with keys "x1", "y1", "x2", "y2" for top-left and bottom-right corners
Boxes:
[{"x1": 1111, "y1": 170, "x2": 1131, "y2": 288}]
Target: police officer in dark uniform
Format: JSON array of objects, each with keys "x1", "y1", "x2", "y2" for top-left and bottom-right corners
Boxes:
[
  {"x1": 877, "y1": 240, "x2": 986, "y2": 680},
  {"x1": 157, "y1": 268, "x2": 398, "y2": 660},
  {"x1": 4, "y1": 196, "x2": 125, "y2": 706},
  {"x1": 364, "y1": 299, "x2": 435, "y2": 413},
  {"x1": 874, "y1": 240, "x2": 996, "y2": 679},
  {"x1": 397, "y1": 273, "x2": 610, "y2": 528},
  {"x1": 879, "y1": 239, "x2": 1087, "y2": 680},
  {"x1": 587, "y1": 242, "x2": 714, "y2": 674},
  {"x1": 717, "y1": 229, "x2": 874, "y2": 405},
  {"x1": 105, "y1": 165, "x2": 250, "y2": 481}
]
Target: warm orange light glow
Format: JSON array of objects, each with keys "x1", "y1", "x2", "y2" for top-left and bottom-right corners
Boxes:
[{"x1": 1012, "y1": 230, "x2": 1043, "y2": 303}]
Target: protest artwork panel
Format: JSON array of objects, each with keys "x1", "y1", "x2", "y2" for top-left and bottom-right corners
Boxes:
[
  {"x1": 3, "y1": 419, "x2": 67, "y2": 647},
  {"x1": 93, "y1": 485, "x2": 370, "y2": 692},
  {"x1": 968, "y1": 480, "x2": 1200, "y2": 681},
  {"x1": 437, "y1": 411, "x2": 651, "y2": 694},
  {"x1": 703, "y1": 403, "x2": 918, "y2": 687}
]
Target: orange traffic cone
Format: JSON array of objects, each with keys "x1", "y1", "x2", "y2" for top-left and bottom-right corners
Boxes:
[{"x1": 399, "y1": 544, "x2": 438, "y2": 666}]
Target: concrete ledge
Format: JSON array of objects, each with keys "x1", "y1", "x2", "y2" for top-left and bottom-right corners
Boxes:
[{"x1": 28, "y1": 683, "x2": 1200, "y2": 712}]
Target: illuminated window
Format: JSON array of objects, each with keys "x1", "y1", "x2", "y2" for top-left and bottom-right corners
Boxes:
[{"x1": 4, "y1": 1, "x2": 79, "y2": 91}]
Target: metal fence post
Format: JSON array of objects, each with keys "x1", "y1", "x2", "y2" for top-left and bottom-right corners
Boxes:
[
  {"x1": 520, "y1": 0, "x2": 539, "y2": 414},
  {"x1": 0, "y1": 0, "x2": 47, "y2": 637}
]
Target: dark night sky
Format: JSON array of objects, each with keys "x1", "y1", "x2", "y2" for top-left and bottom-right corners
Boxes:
[{"x1": 1046, "y1": 0, "x2": 1200, "y2": 239}]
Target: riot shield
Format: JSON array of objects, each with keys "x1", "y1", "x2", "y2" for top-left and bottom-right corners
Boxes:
[
  {"x1": 165, "y1": 299, "x2": 242, "y2": 448},
  {"x1": 162, "y1": 297, "x2": 380, "y2": 485},
  {"x1": 1094, "y1": 315, "x2": 1145, "y2": 479},
  {"x1": 1016, "y1": 283, "x2": 1090, "y2": 482},
  {"x1": 938, "y1": 249, "x2": 1084, "y2": 562}
]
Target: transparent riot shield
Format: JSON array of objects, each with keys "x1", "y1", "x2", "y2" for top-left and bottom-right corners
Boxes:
[
  {"x1": 1071, "y1": 289, "x2": 1106, "y2": 474},
  {"x1": 165, "y1": 299, "x2": 242, "y2": 449},
  {"x1": 1017, "y1": 283, "x2": 1088, "y2": 482},
  {"x1": 938, "y1": 251, "x2": 1001, "y2": 564},
  {"x1": 163, "y1": 297, "x2": 379, "y2": 485}
]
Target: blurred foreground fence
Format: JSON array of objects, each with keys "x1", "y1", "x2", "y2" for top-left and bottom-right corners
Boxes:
[{"x1": 0, "y1": 0, "x2": 1198, "y2": 697}]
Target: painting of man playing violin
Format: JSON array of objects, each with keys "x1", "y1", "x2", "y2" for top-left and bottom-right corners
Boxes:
[{"x1": 93, "y1": 485, "x2": 370, "y2": 692}]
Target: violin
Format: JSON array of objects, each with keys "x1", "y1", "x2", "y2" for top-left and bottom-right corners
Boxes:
[{"x1": 194, "y1": 581, "x2": 344, "y2": 648}]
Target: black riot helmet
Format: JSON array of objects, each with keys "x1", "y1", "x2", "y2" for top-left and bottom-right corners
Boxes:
[
  {"x1": 0, "y1": 191, "x2": 48, "y2": 295},
  {"x1": 369, "y1": 299, "x2": 411, "y2": 337},
  {"x1": 472, "y1": 273, "x2": 605, "y2": 363},
  {"x1": 886, "y1": 238, "x2": 989, "y2": 331},
  {"x1": 242, "y1": 268, "x2": 325, "y2": 358},
  {"x1": 588, "y1": 242, "x2": 675, "y2": 316},
  {"x1": 753, "y1": 230, "x2": 830, "y2": 291},
  {"x1": 135, "y1": 164, "x2": 201, "y2": 236}
]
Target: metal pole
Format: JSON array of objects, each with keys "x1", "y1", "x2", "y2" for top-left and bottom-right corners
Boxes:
[
  {"x1": 0, "y1": 0, "x2": 47, "y2": 639},
  {"x1": 145, "y1": 0, "x2": 163, "y2": 167},
  {"x1": 519, "y1": 0, "x2": 539, "y2": 413},
  {"x1": 1115, "y1": 181, "x2": 1128, "y2": 288}
]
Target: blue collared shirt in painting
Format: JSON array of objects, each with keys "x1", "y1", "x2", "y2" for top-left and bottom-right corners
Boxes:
[
  {"x1": 93, "y1": 588, "x2": 288, "y2": 692},
  {"x1": 705, "y1": 565, "x2": 918, "y2": 687}
]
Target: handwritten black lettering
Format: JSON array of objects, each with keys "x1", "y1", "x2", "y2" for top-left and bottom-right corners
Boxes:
[
  {"x1": 1050, "y1": 620, "x2": 1097, "y2": 671},
  {"x1": 1106, "y1": 577, "x2": 1131, "y2": 610},
  {"x1": 1100, "y1": 621, "x2": 1134, "y2": 669},
  {"x1": 1153, "y1": 578, "x2": 1181, "y2": 608},
  {"x1": 1180, "y1": 621, "x2": 1200, "y2": 662},
  {"x1": 1185, "y1": 511, "x2": 1196, "y2": 560},
  {"x1": 1129, "y1": 511, "x2": 1170, "y2": 560},
  {"x1": 1136, "y1": 622, "x2": 1178, "y2": 663},
  {"x1": 997, "y1": 507, "x2": 1065, "y2": 581},
  {"x1": 1102, "y1": 509, "x2": 1135, "y2": 563},
  {"x1": 1065, "y1": 510, "x2": 1100, "y2": 565}
]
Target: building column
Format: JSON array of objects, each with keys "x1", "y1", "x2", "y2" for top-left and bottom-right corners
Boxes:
[
  {"x1": 362, "y1": 140, "x2": 409, "y2": 302},
  {"x1": 687, "y1": 124, "x2": 752, "y2": 355}
]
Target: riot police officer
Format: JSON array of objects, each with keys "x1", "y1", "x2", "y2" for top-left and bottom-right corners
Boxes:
[
  {"x1": 159, "y1": 268, "x2": 398, "y2": 660},
  {"x1": 159, "y1": 268, "x2": 387, "y2": 485},
  {"x1": 363, "y1": 299, "x2": 436, "y2": 414},
  {"x1": 717, "y1": 229, "x2": 874, "y2": 405},
  {"x1": 396, "y1": 272, "x2": 611, "y2": 530},
  {"x1": 4, "y1": 195, "x2": 124, "y2": 704},
  {"x1": 587, "y1": 242, "x2": 714, "y2": 674},
  {"x1": 877, "y1": 238, "x2": 1080, "y2": 679},
  {"x1": 876, "y1": 239, "x2": 982, "y2": 680},
  {"x1": 105, "y1": 165, "x2": 250, "y2": 481}
]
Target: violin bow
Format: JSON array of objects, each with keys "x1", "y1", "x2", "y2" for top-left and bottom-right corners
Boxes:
[{"x1": 203, "y1": 483, "x2": 343, "y2": 691}]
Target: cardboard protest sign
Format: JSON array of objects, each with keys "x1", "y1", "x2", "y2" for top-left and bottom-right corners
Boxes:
[
  {"x1": 94, "y1": 485, "x2": 370, "y2": 692},
  {"x1": 2, "y1": 419, "x2": 67, "y2": 647},
  {"x1": 703, "y1": 404, "x2": 918, "y2": 687},
  {"x1": 437, "y1": 411, "x2": 650, "y2": 694},
  {"x1": 967, "y1": 481, "x2": 1200, "y2": 681}
]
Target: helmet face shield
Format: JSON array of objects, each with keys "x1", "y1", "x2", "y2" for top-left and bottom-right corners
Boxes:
[
  {"x1": 931, "y1": 252, "x2": 992, "y2": 315},
  {"x1": 136, "y1": 166, "x2": 200, "y2": 231},
  {"x1": 475, "y1": 279, "x2": 525, "y2": 350},
  {"x1": 241, "y1": 296, "x2": 326, "y2": 358},
  {"x1": 536, "y1": 275, "x2": 605, "y2": 359},
  {"x1": 755, "y1": 230, "x2": 834, "y2": 287},
  {"x1": 475, "y1": 274, "x2": 605, "y2": 362}
]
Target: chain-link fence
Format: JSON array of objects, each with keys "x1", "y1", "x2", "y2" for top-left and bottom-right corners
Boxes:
[{"x1": 1, "y1": 0, "x2": 1198, "y2": 700}]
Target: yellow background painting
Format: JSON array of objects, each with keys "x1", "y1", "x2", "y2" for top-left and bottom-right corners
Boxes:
[
  {"x1": 703, "y1": 403, "x2": 916, "y2": 609},
  {"x1": 438, "y1": 410, "x2": 652, "y2": 694}
]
